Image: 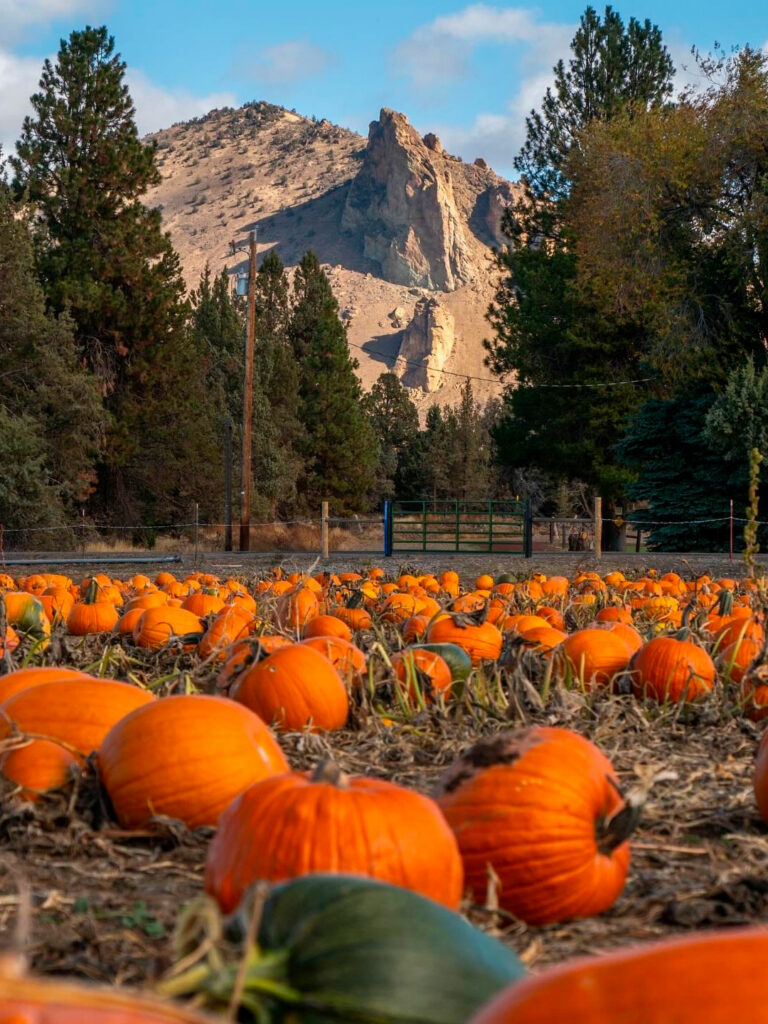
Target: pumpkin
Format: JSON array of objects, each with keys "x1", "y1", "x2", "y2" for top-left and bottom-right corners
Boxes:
[
  {"x1": 519, "y1": 625, "x2": 567, "y2": 653},
  {"x1": 164, "y1": 874, "x2": 524, "y2": 1024},
  {"x1": 40, "y1": 585, "x2": 76, "y2": 624},
  {"x1": 630, "y1": 636, "x2": 715, "y2": 701},
  {"x1": 390, "y1": 647, "x2": 452, "y2": 703},
  {"x1": 401, "y1": 614, "x2": 431, "y2": 643},
  {"x1": 0, "y1": 737, "x2": 79, "y2": 800},
  {"x1": 98, "y1": 694, "x2": 288, "y2": 828},
  {"x1": 215, "y1": 633, "x2": 292, "y2": 690},
  {"x1": 299, "y1": 635, "x2": 367, "y2": 682},
  {"x1": 2, "y1": 591, "x2": 50, "y2": 642},
  {"x1": 740, "y1": 653, "x2": 768, "y2": 721},
  {"x1": 330, "y1": 606, "x2": 373, "y2": 631},
  {"x1": 67, "y1": 581, "x2": 122, "y2": 634},
  {"x1": 274, "y1": 585, "x2": 320, "y2": 633},
  {"x1": 718, "y1": 636, "x2": 762, "y2": 685},
  {"x1": 437, "y1": 727, "x2": 634, "y2": 925},
  {"x1": 426, "y1": 614, "x2": 503, "y2": 666},
  {"x1": 595, "y1": 605, "x2": 633, "y2": 624},
  {"x1": 0, "y1": 678, "x2": 155, "y2": 757},
  {"x1": 410, "y1": 642, "x2": 473, "y2": 682},
  {"x1": 469, "y1": 927, "x2": 768, "y2": 1024},
  {"x1": 0, "y1": 625, "x2": 19, "y2": 656},
  {"x1": 181, "y1": 590, "x2": 225, "y2": 618},
  {"x1": 197, "y1": 605, "x2": 255, "y2": 660},
  {"x1": 205, "y1": 760, "x2": 463, "y2": 913},
  {"x1": 132, "y1": 606, "x2": 205, "y2": 650},
  {"x1": 302, "y1": 614, "x2": 353, "y2": 642},
  {"x1": 0, "y1": 962, "x2": 218, "y2": 1022},
  {"x1": 0, "y1": 666, "x2": 90, "y2": 705},
  {"x1": 231, "y1": 643, "x2": 349, "y2": 732},
  {"x1": 555, "y1": 628, "x2": 633, "y2": 690}
]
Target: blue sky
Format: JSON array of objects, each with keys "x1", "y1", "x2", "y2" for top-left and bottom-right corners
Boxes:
[{"x1": 2, "y1": 0, "x2": 767, "y2": 177}]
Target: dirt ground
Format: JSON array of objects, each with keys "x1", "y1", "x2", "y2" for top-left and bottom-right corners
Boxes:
[
  {"x1": 1, "y1": 554, "x2": 767, "y2": 994},
  {"x1": 1, "y1": 680, "x2": 766, "y2": 986}
]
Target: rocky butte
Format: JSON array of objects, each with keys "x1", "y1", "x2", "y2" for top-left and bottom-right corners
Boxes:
[{"x1": 144, "y1": 102, "x2": 520, "y2": 411}]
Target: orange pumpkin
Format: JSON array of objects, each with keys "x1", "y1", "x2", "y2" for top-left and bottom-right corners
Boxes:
[
  {"x1": 231, "y1": 643, "x2": 349, "y2": 732},
  {"x1": 197, "y1": 605, "x2": 256, "y2": 660},
  {"x1": 132, "y1": 606, "x2": 205, "y2": 649},
  {"x1": 426, "y1": 614, "x2": 502, "y2": 665},
  {"x1": 302, "y1": 614, "x2": 353, "y2": 642},
  {"x1": 630, "y1": 637, "x2": 715, "y2": 701},
  {"x1": 329, "y1": 606, "x2": 373, "y2": 631},
  {"x1": 437, "y1": 727, "x2": 632, "y2": 925},
  {"x1": 555, "y1": 629, "x2": 633, "y2": 690},
  {"x1": 205, "y1": 760, "x2": 464, "y2": 913},
  {"x1": 390, "y1": 647, "x2": 452, "y2": 703},
  {"x1": 0, "y1": 966, "x2": 217, "y2": 1022},
  {"x1": 0, "y1": 666, "x2": 90, "y2": 705},
  {"x1": 0, "y1": 738, "x2": 79, "y2": 800},
  {"x1": 98, "y1": 694, "x2": 288, "y2": 829},
  {"x1": 470, "y1": 928, "x2": 768, "y2": 1024},
  {"x1": 299, "y1": 636, "x2": 366, "y2": 683},
  {"x1": 0, "y1": 678, "x2": 155, "y2": 757}
]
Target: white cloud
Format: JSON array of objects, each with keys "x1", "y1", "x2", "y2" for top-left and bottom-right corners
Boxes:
[
  {"x1": 0, "y1": 0, "x2": 106, "y2": 41},
  {"x1": 393, "y1": 4, "x2": 572, "y2": 90},
  {"x1": 126, "y1": 70, "x2": 236, "y2": 135},
  {"x1": 394, "y1": 5, "x2": 572, "y2": 174},
  {"x1": 0, "y1": 48, "x2": 236, "y2": 160},
  {"x1": 245, "y1": 38, "x2": 333, "y2": 84},
  {"x1": 0, "y1": 48, "x2": 43, "y2": 159}
]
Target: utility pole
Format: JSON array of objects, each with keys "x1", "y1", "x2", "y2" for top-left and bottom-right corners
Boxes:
[
  {"x1": 224, "y1": 417, "x2": 233, "y2": 551},
  {"x1": 239, "y1": 230, "x2": 257, "y2": 551}
]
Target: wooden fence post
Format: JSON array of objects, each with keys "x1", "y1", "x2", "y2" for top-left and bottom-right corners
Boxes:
[
  {"x1": 594, "y1": 497, "x2": 602, "y2": 559},
  {"x1": 321, "y1": 501, "x2": 329, "y2": 560}
]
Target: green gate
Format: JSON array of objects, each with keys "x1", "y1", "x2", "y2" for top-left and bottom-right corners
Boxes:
[{"x1": 384, "y1": 500, "x2": 531, "y2": 555}]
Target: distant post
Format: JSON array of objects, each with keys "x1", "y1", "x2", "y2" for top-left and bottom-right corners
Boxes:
[
  {"x1": 594, "y1": 497, "x2": 602, "y2": 559},
  {"x1": 321, "y1": 501, "x2": 329, "y2": 560}
]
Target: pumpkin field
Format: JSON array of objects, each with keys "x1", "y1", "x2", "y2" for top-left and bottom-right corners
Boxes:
[{"x1": 1, "y1": 558, "x2": 768, "y2": 1021}]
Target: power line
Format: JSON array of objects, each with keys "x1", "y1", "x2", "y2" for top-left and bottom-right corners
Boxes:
[{"x1": 347, "y1": 338, "x2": 655, "y2": 389}]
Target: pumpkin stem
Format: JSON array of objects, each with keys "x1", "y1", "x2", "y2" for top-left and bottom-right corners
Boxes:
[
  {"x1": 595, "y1": 776, "x2": 644, "y2": 855},
  {"x1": 84, "y1": 579, "x2": 99, "y2": 605},
  {"x1": 310, "y1": 759, "x2": 350, "y2": 789}
]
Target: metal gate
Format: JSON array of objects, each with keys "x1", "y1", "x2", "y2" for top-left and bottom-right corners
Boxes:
[{"x1": 384, "y1": 500, "x2": 531, "y2": 555}]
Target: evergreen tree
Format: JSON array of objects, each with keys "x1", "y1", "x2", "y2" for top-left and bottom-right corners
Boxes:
[
  {"x1": 0, "y1": 177, "x2": 103, "y2": 544},
  {"x1": 250, "y1": 251, "x2": 303, "y2": 518},
  {"x1": 289, "y1": 252, "x2": 377, "y2": 514},
  {"x1": 12, "y1": 26, "x2": 195, "y2": 523},
  {"x1": 444, "y1": 380, "x2": 494, "y2": 500},
  {"x1": 617, "y1": 391, "x2": 743, "y2": 551},
  {"x1": 363, "y1": 372, "x2": 420, "y2": 501},
  {"x1": 486, "y1": 6, "x2": 675, "y2": 545},
  {"x1": 516, "y1": 5, "x2": 673, "y2": 202}
]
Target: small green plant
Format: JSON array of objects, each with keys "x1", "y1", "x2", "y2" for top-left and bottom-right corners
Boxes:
[{"x1": 744, "y1": 446, "x2": 763, "y2": 576}]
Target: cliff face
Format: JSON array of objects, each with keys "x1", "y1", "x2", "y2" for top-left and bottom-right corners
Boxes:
[
  {"x1": 143, "y1": 101, "x2": 521, "y2": 410},
  {"x1": 342, "y1": 109, "x2": 473, "y2": 291},
  {"x1": 395, "y1": 298, "x2": 456, "y2": 392}
]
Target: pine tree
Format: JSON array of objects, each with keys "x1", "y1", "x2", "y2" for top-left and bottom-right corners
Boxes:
[
  {"x1": 516, "y1": 4, "x2": 674, "y2": 202},
  {"x1": 446, "y1": 380, "x2": 493, "y2": 500},
  {"x1": 0, "y1": 169, "x2": 103, "y2": 543},
  {"x1": 250, "y1": 251, "x2": 303, "y2": 518},
  {"x1": 289, "y1": 252, "x2": 378, "y2": 514},
  {"x1": 486, "y1": 6, "x2": 675, "y2": 546},
  {"x1": 11, "y1": 26, "x2": 193, "y2": 523},
  {"x1": 363, "y1": 372, "x2": 420, "y2": 501}
]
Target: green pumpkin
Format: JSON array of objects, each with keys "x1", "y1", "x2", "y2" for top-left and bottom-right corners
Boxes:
[
  {"x1": 410, "y1": 642, "x2": 473, "y2": 683},
  {"x1": 165, "y1": 874, "x2": 524, "y2": 1024}
]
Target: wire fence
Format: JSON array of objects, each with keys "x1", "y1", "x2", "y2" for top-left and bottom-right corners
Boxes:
[
  {"x1": 0, "y1": 514, "x2": 386, "y2": 557},
  {"x1": 1, "y1": 506, "x2": 765, "y2": 561}
]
